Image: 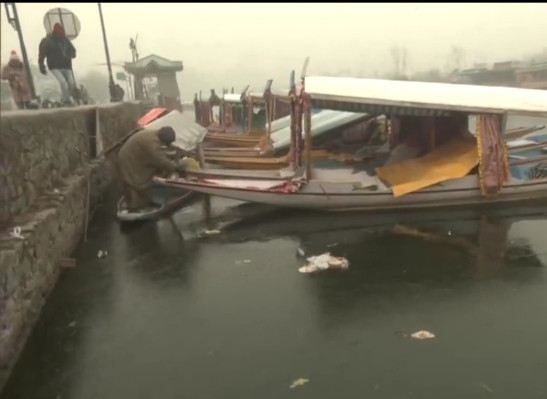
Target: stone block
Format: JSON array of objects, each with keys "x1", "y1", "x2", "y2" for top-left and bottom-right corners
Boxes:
[{"x1": 0, "y1": 102, "x2": 143, "y2": 388}]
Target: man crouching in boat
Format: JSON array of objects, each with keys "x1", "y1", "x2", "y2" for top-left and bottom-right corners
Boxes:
[{"x1": 117, "y1": 126, "x2": 188, "y2": 212}]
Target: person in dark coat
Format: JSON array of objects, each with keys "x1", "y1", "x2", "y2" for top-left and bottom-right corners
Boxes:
[
  {"x1": 209, "y1": 89, "x2": 220, "y2": 106},
  {"x1": 117, "y1": 126, "x2": 187, "y2": 211},
  {"x1": 38, "y1": 23, "x2": 77, "y2": 105},
  {"x1": 193, "y1": 93, "x2": 201, "y2": 123}
]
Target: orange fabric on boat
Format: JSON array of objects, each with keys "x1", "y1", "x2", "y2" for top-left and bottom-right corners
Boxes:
[
  {"x1": 138, "y1": 108, "x2": 169, "y2": 127},
  {"x1": 376, "y1": 134, "x2": 479, "y2": 198}
]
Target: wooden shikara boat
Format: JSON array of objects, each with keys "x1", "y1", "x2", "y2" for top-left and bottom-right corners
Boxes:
[
  {"x1": 203, "y1": 110, "x2": 372, "y2": 168},
  {"x1": 203, "y1": 98, "x2": 542, "y2": 162},
  {"x1": 202, "y1": 122, "x2": 541, "y2": 171},
  {"x1": 204, "y1": 85, "x2": 292, "y2": 147},
  {"x1": 156, "y1": 76, "x2": 547, "y2": 212}
]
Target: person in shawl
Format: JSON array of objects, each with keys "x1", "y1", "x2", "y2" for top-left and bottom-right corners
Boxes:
[
  {"x1": 117, "y1": 126, "x2": 188, "y2": 211},
  {"x1": 1, "y1": 50, "x2": 32, "y2": 109}
]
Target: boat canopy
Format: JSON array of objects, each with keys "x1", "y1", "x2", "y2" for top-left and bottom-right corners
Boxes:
[
  {"x1": 223, "y1": 93, "x2": 242, "y2": 103},
  {"x1": 271, "y1": 110, "x2": 367, "y2": 151},
  {"x1": 248, "y1": 88, "x2": 290, "y2": 102},
  {"x1": 305, "y1": 76, "x2": 547, "y2": 117}
]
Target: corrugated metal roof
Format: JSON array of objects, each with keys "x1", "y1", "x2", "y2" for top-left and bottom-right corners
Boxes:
[
  {"x1": 305, "y1": 76, "x2": 547, "y2": 117},
  {"x1": 272, "y1": 110, "x2": 368, "y2": 151},
  {"x1": 145, "y1": 110, "x2": 206, "y2": 152}
]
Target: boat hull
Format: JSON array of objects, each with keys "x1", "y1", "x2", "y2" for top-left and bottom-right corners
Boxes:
[
  {"x1": 117, "y1": 184, "x2": 194, "y2": 222},
  {"x1": 155, "y1": 176, "x2": 547, "y2": 212}
]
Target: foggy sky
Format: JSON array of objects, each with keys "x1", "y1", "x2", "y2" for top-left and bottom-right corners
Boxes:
[{"x1": 1, "y1": 2, "x2": 546, "y2": 100}]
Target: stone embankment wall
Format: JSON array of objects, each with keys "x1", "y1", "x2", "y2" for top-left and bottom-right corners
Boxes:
[{"x1": 0, "y1": 103, "x2": 143, "y2": 388}]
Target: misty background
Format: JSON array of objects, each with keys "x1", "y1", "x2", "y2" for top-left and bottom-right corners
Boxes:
[{"x1": 1, "y1": 2, "x2": 547, "y2": 103}]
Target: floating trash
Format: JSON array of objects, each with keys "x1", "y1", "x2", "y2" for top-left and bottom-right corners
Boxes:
[
  {"x1": 296, "y1": 248, "x2": 306, "y2": 257},
  {"x1": 410, "y1": 330, "x2": 436, "y2": 340},
  {"x1": 298, "y1": 252, "x2": 349, "y2": 274},
  {"x1": 290, "y1": 378, "x2": 309, "y2": 389},
  {"x1": 298, "y1": 264, "x2": 320, "y2": 273},
  {"x1": 9, "y1": 226, "x2": 24, "y2": 240},
  {"x1": 480, "y1": 383, "x2": 494, "y2": 394},
  {"x1": 97, "y1": 250, "x2": 108, "y2": 259},
  {"x1": 197, "y1": 229, "x2": 222, "y2": 239}
]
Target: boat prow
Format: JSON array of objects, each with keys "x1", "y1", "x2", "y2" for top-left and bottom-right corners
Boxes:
[{"x1": 116, "y1": 191, "x2": 195, "y2": 222}]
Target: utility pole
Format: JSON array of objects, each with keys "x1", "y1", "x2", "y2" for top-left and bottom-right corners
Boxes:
[
  {"x1": 97, "y1": 3, "x2": 116, "y2": 102},
  {"x1": 129, "y1": 35, "x2": 143, "y2": 101},
  {"x1": 4, "y1": 3, "x2": 36, "y2": 99}
]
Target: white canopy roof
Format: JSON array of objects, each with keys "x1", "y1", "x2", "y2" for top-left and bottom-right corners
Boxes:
[
  {"x1": 223, "y1": 93, "x2": 242, "y2": 103},
  {"x1": 305, "y1": 76, "x2": 547, "y2": 117}
]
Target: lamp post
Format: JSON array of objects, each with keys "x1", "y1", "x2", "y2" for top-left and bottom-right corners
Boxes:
[
  {"x1": 97, "y1": 3, "x2": 116, "y2": 102},
  {"x1": 3, "y1": 3, "x2": 36, "y2": 99}
]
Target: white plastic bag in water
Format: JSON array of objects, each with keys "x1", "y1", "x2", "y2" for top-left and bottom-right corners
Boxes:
[
  {"x1": 410, "y1": 330, "x2": 436, "y2": 340},
  {"x1": 298, "y1": 252, "x2": 349, "y2": 273}
]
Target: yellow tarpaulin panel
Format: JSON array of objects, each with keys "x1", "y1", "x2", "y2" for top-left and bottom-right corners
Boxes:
[{"x1": 376, "y1": 135, "x2": 479, "y2": 198}]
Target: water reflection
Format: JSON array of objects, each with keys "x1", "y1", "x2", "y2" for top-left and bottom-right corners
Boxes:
[
  {"x1": 222, "y1": 201, "x2": 547, "y2": 272},
  {"x1": 3, "y1": 196, "x2": 547, "y2": 399},
  {"x1": 221, "y1": 203, "x2": 546, "y2": 326}
]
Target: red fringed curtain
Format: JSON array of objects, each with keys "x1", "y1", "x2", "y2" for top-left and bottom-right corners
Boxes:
[{"x1": 476, "y1": 114, "x2": 510, "y2": 196}]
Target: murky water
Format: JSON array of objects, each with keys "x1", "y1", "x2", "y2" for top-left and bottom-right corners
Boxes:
[
  {"x1": 2, "y1": 190, "x2": 547, "y2": 399},
  {"x1": 3, "y1": 112, "x2": 547, "y2": 399}
]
